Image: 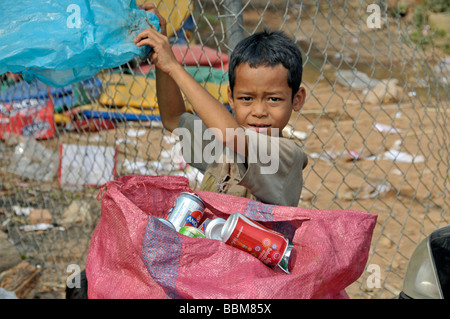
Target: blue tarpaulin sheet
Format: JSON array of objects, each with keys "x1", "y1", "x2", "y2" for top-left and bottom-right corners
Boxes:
[{"x1": 0, "y1": 0, "x2": 159, "y2": 87}]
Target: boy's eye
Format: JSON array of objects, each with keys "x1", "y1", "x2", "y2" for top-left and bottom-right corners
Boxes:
[
  {"x1": 268, "y1": 97, "x2": 282, "y2": 102},
  {"x1": 239, "y1": 96, "x2": 253, "y2": 102}
]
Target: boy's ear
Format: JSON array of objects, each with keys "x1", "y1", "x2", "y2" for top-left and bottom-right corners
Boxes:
[
  {"x1": 227, "y1": 86, "x2": 235, "y2": 110},
  {"x1": 292, "y1": 86, "x2": 306, "y2": 112}
]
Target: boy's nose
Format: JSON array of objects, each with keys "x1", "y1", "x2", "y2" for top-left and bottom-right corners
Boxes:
[{"x1": 251, "y1": 102, "x2": 268, "y2": 117}]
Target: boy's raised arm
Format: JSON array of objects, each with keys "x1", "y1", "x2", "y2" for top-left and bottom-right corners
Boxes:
[
  {"x1": 137, "y1": 4, "x2": 185, "y2": 132},
  {"x1": 134, "y1": 23, "x2": 245, "y2": 155}
]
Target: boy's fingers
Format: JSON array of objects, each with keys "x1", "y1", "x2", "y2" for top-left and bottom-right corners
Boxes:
[
  {"x1": 138, "y1": 3, "x2": 167, "y2": 35},
  {"x1": 134, "y1": 28, "x2": 155, "y2": 43},
  {"x1": 138, "y1": 3, "x2": 166, "y2": 24},
  {"x1": 138, "y1": 3, "x2": 156, "y2": 11}
]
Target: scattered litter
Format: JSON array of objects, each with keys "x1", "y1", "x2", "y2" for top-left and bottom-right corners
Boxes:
[
  {"x1": 160, "y1": 142, "x2": 187, "y2": 169},
  {"x1": 116, "y1": 138, "x2": 137, "y2": 146},
  {"x1": 0, "y1": 99, "x2": 56, "y2": 140},
  {"x1": 59, "y1": 144, "x2": 117, "y2": 188},
  {"x1": 126, "y1": 128, "x2": 147, "y2": 137},
  {"x1": 171, "y1": 165, "x2": 204, "y2": 185},
  {"x1": 365, "y1": 79, "x2": 402, "y2": 104},
  {"x1": 19, "y1": 223, "x2": 64, "y2": 232},
  {"x1": 346, "y1": 149, "x2": 374, "y2": 161},
  {"x1": 8, "y1": 137, "x2": 59, "y2": 182},
  {"x1": 87, "y1": 135, "x2": 103, "y2": 142},
  {"x1": 121, "y1": 159, "x2": 157, "y2": 175},
  {"x1": 12, "y1": 206, "x2": 32, "y2": 216},
  {"x1": 149, "y1": 121, "x2": 164, "y2": 129},
  {"x1": 150, "y1": 160, "x2": 186, "y2": 172},
  {"x1": 374, "y1": 123, "x2": 402, "y2": 134},
  {"x1": 310, "y1": 146, "x2": 338, "y2": 162},
  {"x1": 339, "y1": 181, "x2": 392, "y2": 200},
  {"x1": 163, "y1": 135, "x2": 178, "y2": 144},
  {"x1": 383, "y1": 149, "x2": 424, "y2": 163},
  {"x1": 282, "y1": 126, "x2": 307, "y2": 140},
  {"x1": 434, "y1": 58, "x2": 450, "y2": 85},
  {"x1": 391, "y1": 139, "x2": 402, "y2": 150},
  {"x1": 335, "y1": 69, "x2": 379, "y2": 89}
]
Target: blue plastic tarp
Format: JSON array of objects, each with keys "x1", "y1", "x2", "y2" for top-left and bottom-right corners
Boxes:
[{"x1": 0, "y1": 0, "x2": 160, "y2": 87}]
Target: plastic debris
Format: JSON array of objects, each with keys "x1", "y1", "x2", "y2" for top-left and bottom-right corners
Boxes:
[
  {"x1": 383, "y1": 149, "x2": 425, "y2": 163},
  {"x1": 8, "y1": 137, "x2": 59, "y2": 182},
  {"x1": 59, "y1": 144, "x2": 117, "y2": 188},
  {"x1": 282, "y1": 126, "x2": 307, "y2": 140},
  {"x1": 374, "y1": 123, "x2": 402, "y2": 134},
  {"x1": 126, "y1": 128, "x2": 147, "y2": 138},
  {"x1": 19, "y1": 223, "x2": 64, "y2": 232},
  {"x1": 336, "y1": 69, "x2": 380, "y2": 89},
  {"x1": 339, "y1": 181, "x2": 392, "y2": 200}
]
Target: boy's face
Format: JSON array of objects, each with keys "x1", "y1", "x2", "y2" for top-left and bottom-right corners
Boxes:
[{"x1": 228, "y1": 63, "x2": 306, "y2": 136}]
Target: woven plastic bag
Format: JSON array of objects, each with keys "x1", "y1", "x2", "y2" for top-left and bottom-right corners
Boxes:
[
  {"x1": 86, "y1": 175, "x2": 377, "y2": 299},
  {"x1": 0, "y1": 0, "x2": 159, "y2": 87}
]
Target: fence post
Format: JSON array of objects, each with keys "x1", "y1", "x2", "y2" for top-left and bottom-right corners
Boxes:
[{"x1": 223, "y1": 0, "x2": 245, "y2": 53}]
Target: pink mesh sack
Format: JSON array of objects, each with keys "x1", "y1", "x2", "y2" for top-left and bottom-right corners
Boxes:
[{"x1": 86, "y1": 175, "x2": 377, "y2": 299}]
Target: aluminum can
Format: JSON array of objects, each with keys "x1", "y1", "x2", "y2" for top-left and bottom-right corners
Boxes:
[
  {"x1": 179, "y1": 226, "x2": 206, "y2": 238},
  {"x1": 165, "y1": 192, "x2": 205, "y2": 231},
  {"x1": 156, "y1": 217, "x2": 176, "y2": 230},
  {"x1": 198, "y1": 218, "x2": 211, "y2": 233},
  {"x1": 204, "y1": 217, "x2": 226, "y2": 240},
  {"x1": 276, "y1": 242, "x2": 294, "y2": 273},
  {"x1": 221, "y1": 212, "x2": 292, "y2": 273}
]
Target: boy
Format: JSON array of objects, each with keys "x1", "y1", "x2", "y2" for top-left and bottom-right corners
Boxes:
[{"x1": 135, "y1": 6, "x2": 308, "y2": 207}]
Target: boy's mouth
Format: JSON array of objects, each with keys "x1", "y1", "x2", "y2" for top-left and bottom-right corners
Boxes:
[{"x1": 248, "y1": 123, "x2": 271, "y2": 133}]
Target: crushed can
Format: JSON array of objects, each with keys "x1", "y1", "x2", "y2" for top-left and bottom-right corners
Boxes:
[
  {"x1": 164, "y1": 192, "x2": 205, "y2": 231},
  {"x1": 221, "y1": 212, "x2": 293, "y2": 273}
]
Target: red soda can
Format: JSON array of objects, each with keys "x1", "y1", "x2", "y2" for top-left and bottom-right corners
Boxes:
[
  {"x1": 164, "y1": 192, "x2": 205, "y2": 231},
  {"x1": 221, "y1": 212, "x2": 292, "y2": 273}
]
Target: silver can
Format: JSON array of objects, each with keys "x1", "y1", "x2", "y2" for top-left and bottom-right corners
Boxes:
[
  {"x1": 164, "y1": 192, "x2": 205, "y2": 231},
  {"x1": 204, "y1": 218, "x2": 226, "y2": 240},
  {"x1": 156, "y1": 217, "x2": 175, "y2": 230},
  {"x1": 198, "y1": 218, "x2": 211, "y2": 233}
]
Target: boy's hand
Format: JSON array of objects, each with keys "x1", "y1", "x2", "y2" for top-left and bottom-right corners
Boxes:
[
  {"x1": 135, "y1": 4, "x2": 179, "y2": 75},
  {"x1": 134, "y1": 26, "x2": 179, "y2": 75},
  {"x1": 138, "y1": 3, "x2": 167, "y2": 36}
]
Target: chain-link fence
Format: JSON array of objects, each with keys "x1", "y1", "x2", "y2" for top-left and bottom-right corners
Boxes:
[{"x1": 0, "y1": 0, "x2": 448, "y2": 299}]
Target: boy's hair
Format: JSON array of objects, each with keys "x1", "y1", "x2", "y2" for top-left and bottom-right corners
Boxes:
[{"x1": 228, "y1": 30, "x2": 303, "y2": 101}]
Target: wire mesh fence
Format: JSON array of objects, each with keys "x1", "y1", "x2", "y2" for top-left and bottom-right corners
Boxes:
[{"x1": 0, "y1": 0, "x2": 448, "y2": 299}]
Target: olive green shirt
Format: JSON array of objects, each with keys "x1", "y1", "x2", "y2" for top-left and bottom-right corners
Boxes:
[{"x1": 177, "y1": 112, "x2": 308, "y2": 207}]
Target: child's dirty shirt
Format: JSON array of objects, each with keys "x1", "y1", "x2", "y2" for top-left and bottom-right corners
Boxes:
[{"x1": 177, "y1": 113, "x2": 308, "y2": 207}]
